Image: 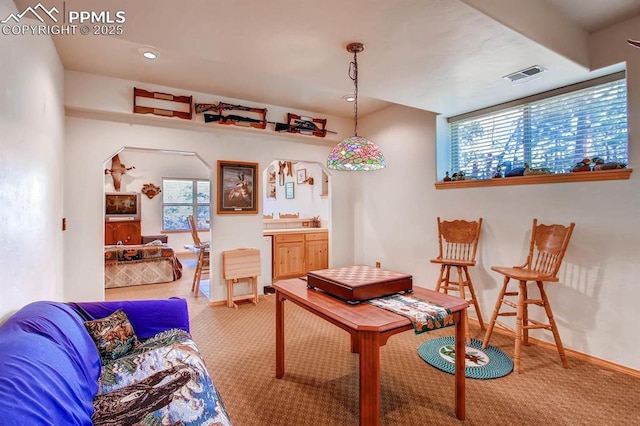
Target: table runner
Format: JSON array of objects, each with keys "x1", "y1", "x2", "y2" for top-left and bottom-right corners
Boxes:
[{"x1": 367, "y1": 294, "x2": 455, "y2": 334}]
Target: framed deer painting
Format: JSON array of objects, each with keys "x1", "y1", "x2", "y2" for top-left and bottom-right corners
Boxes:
[{"x1": 217, "y1": 160, "x2": 259, "y2": 214}]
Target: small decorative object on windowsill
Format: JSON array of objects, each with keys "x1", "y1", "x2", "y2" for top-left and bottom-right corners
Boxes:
[
  {"x1": 451, "y1": 171, "x2": 466, "y2": 181},
  {"x1": 141, "y1": 183, "x2": 161, "y2": 199},
  {"x1": 573, "y1": 157, "x2": 627, "y2": 172},
  {"x1": 502, "y1": 161, "x2": 525, "y2": 177},
  {"x1": 443, "y1": 172, "x2": 452, "y2": 181},
  {"x1": 593, "y1": 160, "x2": 627, "y2": 170},
  {"x1": 571, "y1": 158, "x2": 592, "y2": 172},
  {"x1": 523, "y1": 163, "x2": 551, "y2": 175}
]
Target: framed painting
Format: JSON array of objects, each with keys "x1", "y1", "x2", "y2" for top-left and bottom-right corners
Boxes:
[
  {"x1": 217, "y1": 160, "x2": 259, "y2": 214},
  {"x1": 285, "y1": 182, "x2": 295, "y2": 199},
  {"x1": 297, "y1": 168, "x2": 307, "y2": 184}
]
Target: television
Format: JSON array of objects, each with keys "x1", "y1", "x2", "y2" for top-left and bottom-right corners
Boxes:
[{"x1": 105, "y1": 192, "x2": 141, "y2": 221}]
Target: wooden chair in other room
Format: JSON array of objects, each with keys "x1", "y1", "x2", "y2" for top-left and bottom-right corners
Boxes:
[
  {"x1": 430, "y1": 217, "x2": 485, "y2": 342},
  {"x1": 483, "y1": 218, "x2": 575, "y2": 373},
  {"x1": 187, "y1": 215, "x2": 210, "y2": 297}
]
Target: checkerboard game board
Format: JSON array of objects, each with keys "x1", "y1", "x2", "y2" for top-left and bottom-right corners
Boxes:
[{"x1": 307, "y1": 265, "x2": 413, "y2": 303}]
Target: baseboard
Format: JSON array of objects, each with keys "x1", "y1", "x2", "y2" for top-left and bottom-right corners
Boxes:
[{"x1": 468, "y1": 318, "x2": 640, "y2": 379}]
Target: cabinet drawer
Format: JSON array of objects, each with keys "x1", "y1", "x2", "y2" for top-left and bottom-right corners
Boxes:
[
  {"x1": 305, "y1": 232, "x2": 328, "y2": 241},
  {"x1": 274, "y1": 233, "x2": 304, "y2": 243}
]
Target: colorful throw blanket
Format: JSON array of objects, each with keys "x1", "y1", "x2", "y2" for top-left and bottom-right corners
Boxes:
[
  {"x1": 104, "y1": 243, "x2": 175, "y2": 264},
  {"x1": 367, "y1": 294, "x2": 455, "y2": 334},
  {"x1": 94, "y1": 329, "x2": 232, "y2": 426},
  {"x1": 104, "y1": 244, "x2": 183, "y2": 280}
]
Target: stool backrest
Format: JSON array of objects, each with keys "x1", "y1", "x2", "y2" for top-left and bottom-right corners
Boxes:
[
  {"x1": 436, "y1": 217, "x2": 483, "y2": 262},
  {"x1": 187, "y1": 215, "x2": 206, "y2": 248},
  {"x1": 525, "y1": 218, "x2": 575, "y2": 277}
]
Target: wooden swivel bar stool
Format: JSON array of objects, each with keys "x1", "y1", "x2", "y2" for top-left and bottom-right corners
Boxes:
[
  {"x1": 430, "y1": 217, "x2": 485, "y2": 342},
  {"x1": 187, "y1": 215, "x2": 210, "y2": 297},
  {"x1": 483, "y1": 218, "x2": 575, "y2": 373}
]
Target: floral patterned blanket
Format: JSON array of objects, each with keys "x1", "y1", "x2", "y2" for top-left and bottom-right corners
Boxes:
[
  {"x1": 367, "y1": 294, "x2": 455, "y2": 334},
  {"x1": 104, "y1": 243, "x2": 183, "y2": 283},
  {"x1": 93, "y1": 329, "x2": 232, "y2": 426}
]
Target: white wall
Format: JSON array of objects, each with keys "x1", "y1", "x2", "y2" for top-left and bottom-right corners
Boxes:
[
  {"x1": 0, "y1": 0, "x2": 65, "y2": 320},
  {"x1": 63, "y1": 72, "x2": 355, "y2": 303},
  {"x1": 104, "y1": 149, "x2": 210, "y2": 251},
  {"x1": 353, "y1": 17, "x2": 640, "y2": 370},
  {"x1": 263, "y1": 160, "x2": 329, "y2": 221}
]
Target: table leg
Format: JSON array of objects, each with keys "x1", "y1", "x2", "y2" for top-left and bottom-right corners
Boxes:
[
  {"x1": 454, "y1": 311, "x2": 466, "y2": 420},
  {"x1": 358, "y1": 328, "x2": 380, "y2": 426},
  {"x1": 276, "y1": 291, "x2": 285, "y2": 379},
  {"x1": 350, "y1": 333, "x2": 359, "y2": 353}
]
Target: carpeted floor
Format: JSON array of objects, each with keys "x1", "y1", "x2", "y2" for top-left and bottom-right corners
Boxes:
[{"x1": 107, "y1": 254, "x2": 640, "y2": 425}]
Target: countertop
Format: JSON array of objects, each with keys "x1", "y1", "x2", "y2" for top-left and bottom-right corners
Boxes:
[{"x1": 263, "y1": 228, "x2": 328, "y2": 235}]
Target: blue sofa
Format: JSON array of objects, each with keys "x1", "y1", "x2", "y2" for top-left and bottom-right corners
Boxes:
[{"x1": 0, "y1": 298, "x2": 232, "y2": 425}]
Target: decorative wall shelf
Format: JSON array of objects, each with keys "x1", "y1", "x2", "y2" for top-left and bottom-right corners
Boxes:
[
  {"x1": 65, "y1": 107, "x2": 340, "y2": 146},
  {"x1": 434, "y1": 168, "x2": 632, "y2": 189}
]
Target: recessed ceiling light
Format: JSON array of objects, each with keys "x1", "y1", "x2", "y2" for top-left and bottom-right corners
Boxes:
[
  {"x1": 138, "y1": 48, "x2": 160, "y2": 60},
  {"x1": 343, "y1": 94, "x2": 356, "y2": 102}
]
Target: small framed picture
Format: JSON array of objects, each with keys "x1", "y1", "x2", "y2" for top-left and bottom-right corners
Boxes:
[
  {"x1": 285, "y1": 182, "x2": 295, "y2": 199},
  {"x1": 297, "y1": 168, "x2": 307, "y2": 184}
]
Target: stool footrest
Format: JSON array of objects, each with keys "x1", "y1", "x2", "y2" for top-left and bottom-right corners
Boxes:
[{"x1": 502, "y1": 300, "x2": 518, "y2": 309}]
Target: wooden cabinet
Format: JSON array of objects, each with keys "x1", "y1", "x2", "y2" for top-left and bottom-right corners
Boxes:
[
  {"x1": 273, "y1": 234, "x2": 305, "y2": 280},
  {"x1": 105, "y1": 221, "x2": 141, "y2": 245},
  {"x1": 305, "y1": 232, "x2": 328, "y2": 272},
  {"x1": 272, "y1": 231, "x2": 328, "y2": 281}
]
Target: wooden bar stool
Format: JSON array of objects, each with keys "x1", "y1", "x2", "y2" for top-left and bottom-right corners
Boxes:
[
  {"x1": 222, "y1": 248, "x2": 261, "y2": 309},
  {"x1": 483, "y1": 218, "x2": 575, "y2": 373},
  {"x1": 430, "y1": 217, "x2": 484, "y2": 342},
  {"x1": 187, "y1": 215, "x2": 210, "y2": 297}
]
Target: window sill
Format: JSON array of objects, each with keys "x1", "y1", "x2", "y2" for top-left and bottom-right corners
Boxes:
[{"x1": 434, "y1": 168, "x2": 632, "y2": 189}]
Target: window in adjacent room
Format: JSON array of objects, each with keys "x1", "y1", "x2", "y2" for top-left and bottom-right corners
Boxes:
[
  {"x1": 446, "y1": 72, "x2": 628, "y2": 180},
  {"x1": 162, "y1": 178, "x2": 210, "y2": 231}
]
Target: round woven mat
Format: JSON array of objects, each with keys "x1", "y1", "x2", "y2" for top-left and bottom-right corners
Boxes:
[{"x1": 417, "y1": 337, "x2": 513, "y2": 379}]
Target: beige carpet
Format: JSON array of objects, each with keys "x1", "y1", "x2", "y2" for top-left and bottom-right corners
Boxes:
[{"x1": 107, "y1": 254, "x2": 640, "y2": 425}]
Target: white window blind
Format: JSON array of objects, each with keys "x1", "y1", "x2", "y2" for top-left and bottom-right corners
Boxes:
[
  {"x1": 447, "y1": 73, "x2": 628, "y2": 179},
  {"x1": 162, "y1": 178, "x2": 210, "y2": 231}
]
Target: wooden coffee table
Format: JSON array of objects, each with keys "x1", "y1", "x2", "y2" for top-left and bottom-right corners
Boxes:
[{"x1": 274, "y1": 278, "x2": 469, "y2": 425}]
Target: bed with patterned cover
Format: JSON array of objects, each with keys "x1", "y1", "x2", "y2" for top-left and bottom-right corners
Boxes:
[
  {"x1": 104, "y1": 242, "x2": 183, "y2": 288},
  {"x1": 0, "y1": 298, "x2": 232, "y2": 425}
]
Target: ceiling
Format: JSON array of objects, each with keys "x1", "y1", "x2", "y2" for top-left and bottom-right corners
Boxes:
[{"x1": 12, "y1": 0, "x2": 640, "y2": 118}]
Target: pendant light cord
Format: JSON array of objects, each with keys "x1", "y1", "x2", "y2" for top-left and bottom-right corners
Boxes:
[{"x1": 349, "y1": 50, "x2": 359, "y2": 136}]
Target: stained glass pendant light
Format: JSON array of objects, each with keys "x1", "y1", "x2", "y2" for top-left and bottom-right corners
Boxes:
[{"x1": 327, "y1": 42, "x2": 386, "y2": 171}]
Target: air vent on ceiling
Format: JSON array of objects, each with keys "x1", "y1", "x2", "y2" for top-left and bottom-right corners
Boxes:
[{"x1": 503, "y1": 65, "x2": 547, "y2": 83}]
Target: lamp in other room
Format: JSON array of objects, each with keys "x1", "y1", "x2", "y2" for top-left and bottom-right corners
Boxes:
[{"x1": 327, "y1": 42, "x2": 386, "y2": 171}]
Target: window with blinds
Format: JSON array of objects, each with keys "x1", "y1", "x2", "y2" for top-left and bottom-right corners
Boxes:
[
  {"x1": 447, "y1": 73, "x2": 628, "y2": 179},
  {"x1": 162, "y1": 178, "x2": 211, "y2": 231}
]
